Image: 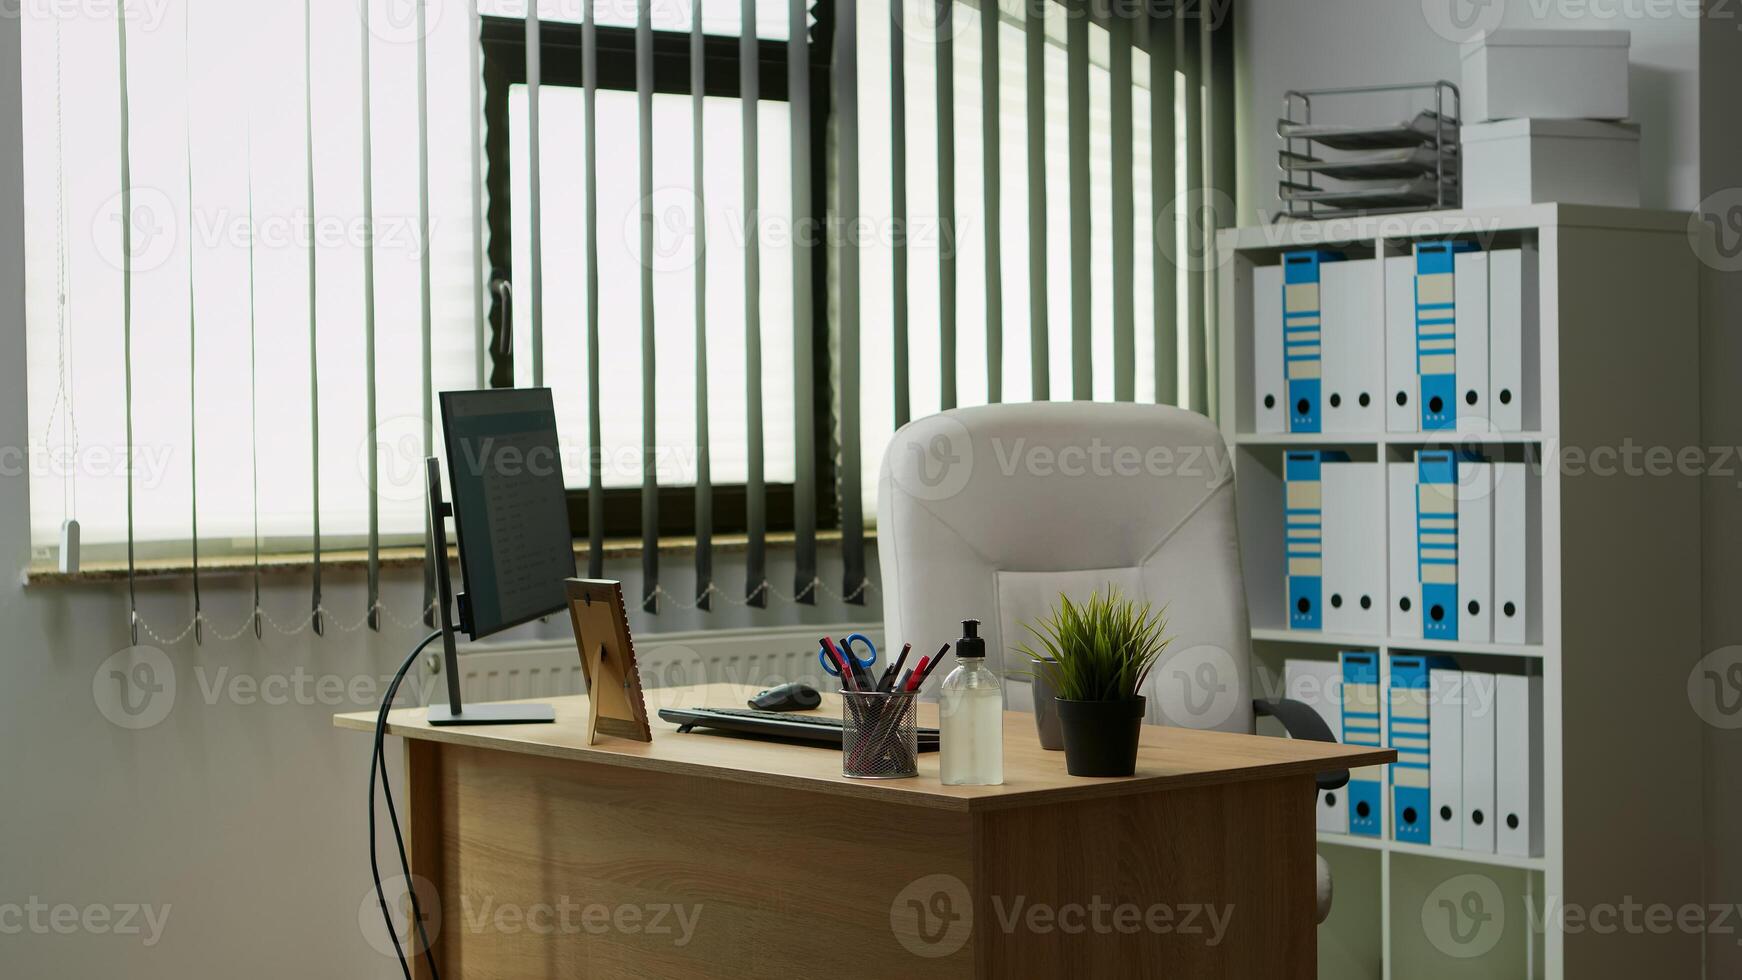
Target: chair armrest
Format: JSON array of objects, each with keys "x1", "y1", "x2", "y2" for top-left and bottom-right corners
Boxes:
[{"x1": 1254, "y1": 698, "x2": 1350, "y2": 793}]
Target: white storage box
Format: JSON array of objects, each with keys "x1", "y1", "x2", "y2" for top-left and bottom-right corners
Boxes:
[
  {"x1": 1461, "y1": 118, "x2": 1640, "y2": 208},
  {"x1": 1461, "y1": 30, "x2": 1629, "y2": 123}
]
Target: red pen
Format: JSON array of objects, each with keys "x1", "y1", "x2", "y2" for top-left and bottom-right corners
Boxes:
[
  {"x1": 821, "y1": 638, "x2": 859, "y2": 691},
  {"x1": 903, "y1": 656, "x2": 931, "y2": 692}
]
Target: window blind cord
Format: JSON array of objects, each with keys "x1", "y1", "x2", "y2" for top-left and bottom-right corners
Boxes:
[{"x1": 369, "y1": 629, "x2": 444, "y2": 980}]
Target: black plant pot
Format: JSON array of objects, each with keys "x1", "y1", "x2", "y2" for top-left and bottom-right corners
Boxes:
[{"x1": 1054, "y1": 696, "x2": 1146, "y2": 777}]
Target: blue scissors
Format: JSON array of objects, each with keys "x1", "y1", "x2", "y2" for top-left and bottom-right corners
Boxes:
[{"x1": 818, "y1": 633, "x2": 878, "y2": 679}]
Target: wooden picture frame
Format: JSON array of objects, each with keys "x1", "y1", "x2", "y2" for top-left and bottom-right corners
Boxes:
[{"x1": 564, "y1": 579, "x2": 653, "y2": 744}]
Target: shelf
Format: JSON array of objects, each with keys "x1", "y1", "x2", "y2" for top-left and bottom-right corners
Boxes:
[
  {"x1": 1233, "y1": 431, "x2": 1547, "y2": 447},
  {"x1": 1317, "y1": 833, "x2": 1547, "y2": 872},
  {"x1": 1250, "y1": 628, "x2": 1547, "y2": 659}
]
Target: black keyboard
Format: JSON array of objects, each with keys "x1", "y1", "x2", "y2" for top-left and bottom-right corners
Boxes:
[{"x1": 659, "y1": 706, "x2": 941, "y2": 751}]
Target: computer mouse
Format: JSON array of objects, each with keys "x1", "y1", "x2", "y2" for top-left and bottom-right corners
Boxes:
[{"x1": 749, "y1": 682, "x2": 821, "y2": 712}]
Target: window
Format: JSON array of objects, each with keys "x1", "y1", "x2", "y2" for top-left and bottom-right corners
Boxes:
[
  {"x1": 478, "y1": 10, "x2": 825, "y2": 536},
  {"x1": 20, "y1": 0, "x2": 1233, "y2": 622}
]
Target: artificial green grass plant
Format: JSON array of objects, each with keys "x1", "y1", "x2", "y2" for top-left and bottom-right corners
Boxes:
[{"x1": 1017, "y1": 589, "x2": 1172, "y2": 702}]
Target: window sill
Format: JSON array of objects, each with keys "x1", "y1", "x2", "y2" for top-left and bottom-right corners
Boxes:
[{"x1": 23, "y1": 529, "x2": 865, "y2": 586}]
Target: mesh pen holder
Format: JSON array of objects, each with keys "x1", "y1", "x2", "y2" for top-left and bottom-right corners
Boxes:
[{"x1": 841, "y1": 690, "x2": 920, "y2": 779}]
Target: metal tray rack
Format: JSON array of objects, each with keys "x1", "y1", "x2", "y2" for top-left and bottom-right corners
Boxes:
[{"x1": 1276, "y1": 81, "x2": 1461, "y2": 221}]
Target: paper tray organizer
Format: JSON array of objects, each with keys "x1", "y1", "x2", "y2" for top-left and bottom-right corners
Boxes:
[{"x1": 1276, "y1": 81, "x2": 1462, "y2": 221}]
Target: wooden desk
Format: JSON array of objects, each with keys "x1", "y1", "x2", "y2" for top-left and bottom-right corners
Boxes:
[{"x1": 337, "y1": 684, "x2": 1391, "y2": 979}]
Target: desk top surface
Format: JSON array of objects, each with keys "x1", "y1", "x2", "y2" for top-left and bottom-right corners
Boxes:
[{"x1": 336, "y1": 683, "x2": 1392, "y2": 812}]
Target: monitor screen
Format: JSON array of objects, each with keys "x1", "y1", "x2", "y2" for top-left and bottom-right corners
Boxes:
[{"x1": 438, "y1": 388, "x2": 575, "y2": 639}]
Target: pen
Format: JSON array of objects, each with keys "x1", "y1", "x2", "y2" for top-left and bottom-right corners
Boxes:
[
  {"x1": 917, "y1": 643, "x2": 951, "y2": 687},
  {"x1": 879, "y1": 643, "x2": 912, "y2": 692},
  {"x1": 820, "y1": 638, "x2": 859, "y2": 692},
  {"x1": 903, "y1": 656, "x2": 931, "y2": 692}
]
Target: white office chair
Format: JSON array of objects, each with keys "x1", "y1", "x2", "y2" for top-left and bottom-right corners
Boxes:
[{"x1": 877, "y1": 401, "x2": 1342, "y2": 922}]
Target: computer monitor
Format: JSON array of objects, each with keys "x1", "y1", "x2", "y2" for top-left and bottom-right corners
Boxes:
[{"x1": 423, "y1": 387, "x2": 574, "y2": 725}]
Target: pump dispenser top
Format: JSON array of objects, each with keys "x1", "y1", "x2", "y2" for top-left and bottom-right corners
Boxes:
[{"x1": 957, "y1": 619, "x2": 985, "y2": 659}]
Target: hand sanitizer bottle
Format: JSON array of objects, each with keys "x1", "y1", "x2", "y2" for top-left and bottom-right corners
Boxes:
[{"x1": 940, "y1": 619, "x2": 1003, "y2": 786}]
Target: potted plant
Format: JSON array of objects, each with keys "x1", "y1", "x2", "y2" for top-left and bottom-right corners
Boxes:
[{"x1": 1017, "y1": 589, "x2": 1170, "y2": 777}]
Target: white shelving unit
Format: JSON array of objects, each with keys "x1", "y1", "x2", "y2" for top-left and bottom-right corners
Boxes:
[{"x1": 1218, "y1": 204, "x2": 1703, "y2": 980}]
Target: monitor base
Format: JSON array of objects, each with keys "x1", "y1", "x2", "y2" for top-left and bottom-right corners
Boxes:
[{"x1": 425, "y1": 702, "x2": 558, "y2": 726}]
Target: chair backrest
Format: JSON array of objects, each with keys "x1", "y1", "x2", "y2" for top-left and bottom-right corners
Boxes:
[{"x1": 876, "y1": 402, "x2": 1254, "y2": 734}]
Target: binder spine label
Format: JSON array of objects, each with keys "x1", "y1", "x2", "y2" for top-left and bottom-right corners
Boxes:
[
  {"x1": 1389, "y1": 656, "x2": 1433, "y2": 844},
  {"x1": 1342, "y1": 651, "x2": 1383, "y2": 837},
  {"x1": 1417, "y1": 450, "x2": 1459, "y2": 640},
  {"x1": 1415, "y1": 243, "x2": 1463, "y2": 431},
  {"x1": 1284, "y1": 251, "x2": 1337, "y2": 433},
  {"x1": 1285, "y1": 451, "x2": 1329, "y2": 630}
]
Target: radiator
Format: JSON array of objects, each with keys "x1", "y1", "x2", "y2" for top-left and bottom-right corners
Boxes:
[{"x1": 436, "y1": 622, "x2": 885, "y2": 705}]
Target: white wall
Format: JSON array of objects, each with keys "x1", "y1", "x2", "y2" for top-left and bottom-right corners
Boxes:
[
  {"x1": 0, "y1": 15, "x2": 880, "y2": 978},
  {"x1": 1235, "y1": 0, "x2": 1702, "y2": 220}
]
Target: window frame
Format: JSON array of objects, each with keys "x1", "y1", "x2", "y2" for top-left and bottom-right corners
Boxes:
[{"x1": 479, "y1": 11, "x2": 839, "y2": 541}]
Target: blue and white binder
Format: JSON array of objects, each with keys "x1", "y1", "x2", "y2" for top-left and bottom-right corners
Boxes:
[
  {"x1": 1417, "y1": 450, "x2": 1460, "y2": 640},
  {"x1": 1283, "y1": 250, "x2": 1342, "y2": 433},
  {"x1": 1414, "y1": 241, "x2": 1478, "y2": 431},
  {"x1": 1389, "y1": 654, "x2": 1453, "y2": 844},
  {"x1": 1285, "y1": 450, "x2": 1349, "y2": 630},
  {"x1": 1341, "y1": 651, "x2": 1384, "y2": 837}
]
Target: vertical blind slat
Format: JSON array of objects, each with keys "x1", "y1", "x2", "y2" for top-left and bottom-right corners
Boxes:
[
  {"x1": 1067, "y1": 0, "x2": 1090, "y2": 399},
  {"x1": 1110, "y1": 8, "x2": 1134, "y2": 402},
  {"x1": 935, "y1": 0, "x2": 956, "y2": 410},
  {"x1": 359, "y1": 2, "x2": 380, "y2": 631},
  {"x1": 1024, "y1": 0, "x2": 1048, "y2": 401},
  {"x1": 692, "y1": 0, "x2": 713, "y2": 609},
  {"x1": 1148, "y1": 2, "x2": 1176, "y2": 406},
  {"x1": 118, "y1": 3, "x2": 136, "y2": 642},
  {"x1": 637, "y1": 0, "x2": 659, "y2": 610},
  {"x1": 836, "y1": 0, "x2": 864, "y2": 602},
  {"x1": 891, "y1": 1, "x2": 909, "y2": 427},
  {"x1": 526, "y1": 3, "x2": 544, "y2": 386},
  {"x1": 789, "y1": 0, "x2": 816, "y2": 603},
  {"x1": 1207, "y1": 6, "x2": 1235, "y2": 423},
  {"x1": 417, "y1": 0, "x2": 437, "y2": 623},
  {"x1": 303, "y1": 0, "x2": 323, "y2": 635},
  {"x1": 1180, "y1": 6, "x2": 1205, "y2": 415},
  {"x1": 468, "y1": 1, "x2": 486, "y2": 389},
  {"x1": 981, "y1": 0, "x2": 1002, "y2": 403},
  {"x1": 741, "y1": 0, "x2": 767, "y2": 606},
  {"x1": 584, "y1": 0, "x2": 604, "y2": 578},
  {"x1": 182, "y1": 8, "x2": 201, "y2": 642}
]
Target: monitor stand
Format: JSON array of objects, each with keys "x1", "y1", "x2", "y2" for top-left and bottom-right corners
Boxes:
[{"x1": 423, "y1": 457, "x2": 557, "y2": 728}]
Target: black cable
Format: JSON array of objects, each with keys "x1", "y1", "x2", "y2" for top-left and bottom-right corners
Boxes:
[{"x1": 371, "y1": 629, "x2": 443, "y2": 980}]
